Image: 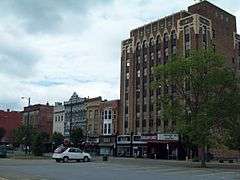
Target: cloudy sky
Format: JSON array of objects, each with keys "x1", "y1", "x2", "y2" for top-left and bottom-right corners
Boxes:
[{"x1": 0, "y1": 0, "x2": 240, "y2": 110}]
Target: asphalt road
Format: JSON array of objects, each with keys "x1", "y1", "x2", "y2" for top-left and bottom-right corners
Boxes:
[{"x1": 0, "y1": 158, "x2": 239, "y2": 180}]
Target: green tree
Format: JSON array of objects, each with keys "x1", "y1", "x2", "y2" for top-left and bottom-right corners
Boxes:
[
  {"x1": 32, "y1": 132, "x2": 49, "y2": 156},
  {"x1": 71, "y1": 128, "x2": 84, "y2": 146},
  {"x1": 12, "y1": 125, "x2": 36, "y2": 146},
  {"x1": 51, "y1": 132, "x2": 64, "y2": 149},
  {"x1": 0, "y1": 127, "x2": 6, "y2": 141},
  {"x1": 153, "y1": 49, "x2": 240, "y2": 167}
]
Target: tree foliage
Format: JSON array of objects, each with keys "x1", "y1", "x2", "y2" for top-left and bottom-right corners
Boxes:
[
  {"x1": 153, "y1": 49, "x2": 240, "y2": 166},
  {"x1": 32, "y1": 132, "x2": 49, "y2": 156},
  {"x1": 51, "y1": 132, "x2": 64, "y2": 148},
  {"x1": 71, "y1": 128, "x2": 84, "y2": 146},
  {"x1": 12, "y1": 125, "x2": 36, "y2": 145}
]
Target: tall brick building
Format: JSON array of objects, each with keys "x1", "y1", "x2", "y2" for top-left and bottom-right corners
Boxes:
[{"x1": 120, "y1": 1, "x2": 240, "y2": 135}]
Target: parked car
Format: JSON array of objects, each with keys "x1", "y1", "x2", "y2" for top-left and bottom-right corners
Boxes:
[
  {"x1": 0, "y1": 145, "x2": 7, "y2": 158},
  {"x1": 52, "y1": 146, "x2": 91, "y2": 163}
]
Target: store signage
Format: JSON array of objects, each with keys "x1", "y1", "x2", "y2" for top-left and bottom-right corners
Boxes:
[
  {"x1": 141, "y1": 134, "x2": 157, "y2": 141},
  {"x1": 157, "y1": 134, "x2": 179, "y2": 141}
]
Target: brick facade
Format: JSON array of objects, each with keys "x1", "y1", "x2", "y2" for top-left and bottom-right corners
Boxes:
[
  {"x1": 0, "y1": 110, "x2": 22, "y2": 142},
  {"x1": 120, "y1": 1, "x2": 240, "y2": 135},
  {"x1": 22, "y1": 104, "x2": 53, "y2": 136}
]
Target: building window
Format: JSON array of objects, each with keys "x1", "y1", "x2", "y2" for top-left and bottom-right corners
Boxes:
[
  {"x1": 149, "y1": 119, "x2": 153, "y2": 127},
  {"x1": 108, "y1": 110, "x2": 112, "y2": 119},
  {"x1": 163, "y1": 33, "x2": 169, "y2": 47},
  {"x1": 142, "y1": 119, "x2": 146, "y2": 127},
  {"x1": 202, "y1": 26, "x2": 207, "y2": 49},
  {"x1": 144, "y1": 54, "x2": 147, "y2": 62},
  {"x1": 150, "y1": 103, "x2": 154, "y2": 112},
  {"x1": 143, "y1": 40, "x2": 147, "y2": 49},
  {"x1": 103, "y1": 137, "x2": 110, "y2": 143},
  {"x1": 151, "y1": 52, "x2": 154, "y2": 60},
  {"x1": 104, "y1": 124, "x2": 107, "y2": 134},
  {"x1": 163, "y1": 33, "x2": 169, "y2": 63},
  {"x1": 150, "y1": 38, "x2": 154, "y2": 47},
  {"x1": 137, "y1": 56, "x2": 141, "y2": 64},
  {"x1": 124, "y1": 120, "x2": 128, "y2": 128},
  {"x1": 143, "y1": 104, "x2": 147, "y2": 112},
  {"x1": 126, "y1": 62, "x2": 130, "y2": 67},
  {"x1": 137, "y1": 70, "x2": 140, "y2": 77},
  {"x1": 136, "y1": 119, "x2": 140, "y2": 128},
  {"x1": 127, "y1": 46, "x2": 131, "y2": 53},
  {"x1": 125, "y1": 106, "x2": 128, "y2": 114},
  {"x1": 144, "y1": 68, "x2": 147, "y2": 76},
  {"x1": 184, "y1": 26, "x2": 191, "y2": 56},
  {"x1": 156, "y1": 35, "x2": 161, "y2": 45},
  {"x1": 126, "y1": 73, "x2": 130, "y2": 79},
  {"x1": 137, "y1": 42, "x2": 141, "y2": 50},
  {"x1": 136, "y1": 105, "x2": 140, "y2": 113},
  {"x1": 171, "y1": 30, "x2": 177, "y2": 55},
  {"x1": 104, "y1": 110, "x2": 108, "y2": 119},
  {"x1": 108, "y1": 124, "x2": 111, "y2": 134},
  {"x1": 156, "y1": 118, "x2": 161, "y2": 127}
]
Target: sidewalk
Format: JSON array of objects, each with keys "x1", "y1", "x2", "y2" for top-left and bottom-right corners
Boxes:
[{"x1": 94, "y1": 156, "x2": 240, "y2": 170}]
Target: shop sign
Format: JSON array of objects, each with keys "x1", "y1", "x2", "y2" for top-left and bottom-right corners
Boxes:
[
  {"x1": 141, "y1": 134, "x2": 157, "y2": 141},
  {"x1": 157, "y1": 134, "x2": 179, "y2": 141}
]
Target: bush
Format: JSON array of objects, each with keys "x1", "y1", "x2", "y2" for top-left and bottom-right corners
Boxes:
[{"x1": 32, "y1": 132, "x2": 49, "y2": 156}]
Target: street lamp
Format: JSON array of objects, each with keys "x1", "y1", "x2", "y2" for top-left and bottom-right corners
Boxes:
[{"x1": 21, "y1": 97, "x2": 31, "y2": 155}]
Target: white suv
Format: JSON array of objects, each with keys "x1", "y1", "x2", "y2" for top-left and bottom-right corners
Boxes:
[{"x1": 52, "y1": 146, "x2": 91, "y2": 163}]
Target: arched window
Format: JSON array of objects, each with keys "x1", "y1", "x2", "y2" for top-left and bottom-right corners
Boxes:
[
  {"x1": 150, "y1": 38, "x2": 154, "y2": 47},
  {"x1": 143, "y1": 40, "x2": 147, "y2": 49},
  {"x1": 137, "y1": 42, "x2": 141, "y2": 51},
  {"x1": 163, "y1": 33, "x2": 169, "y2": 64},
  {"x1": 156, "y1": 35, "x2": 161, "y2": 45},
  {"x1": 171, "y1": 30, "x2": 177, "y2": 54},
  {"x1": 163, "y1": 33, "x2": 169, "y2": 48}
]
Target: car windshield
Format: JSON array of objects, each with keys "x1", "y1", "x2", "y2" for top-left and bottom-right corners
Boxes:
[{"x1": 54, "y1": 146, "x2": 67, "y2": 153}]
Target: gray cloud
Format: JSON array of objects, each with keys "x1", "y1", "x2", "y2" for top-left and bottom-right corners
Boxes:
[
  {"x1": 0, "y1": 44, "x2": 40, "y2": 78},
  {"x1": 0, "y1": 0, "x2": 112, "y2": 34}
]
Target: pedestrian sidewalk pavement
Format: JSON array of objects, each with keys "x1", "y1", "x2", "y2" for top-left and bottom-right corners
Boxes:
[{"x1": 93, "y1": 156, "x2": 240, "y2": 170}]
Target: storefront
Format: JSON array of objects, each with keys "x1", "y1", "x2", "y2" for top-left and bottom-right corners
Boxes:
[
  {"x1": 98, "y1": 135, "x2": 116, "y2": 156},
  {"x1": 142, "y1": 133, "x2": 184, "y2": 160},
  {"x1": 116, "y1": 135, "x2": 131, "y2": 157},
  {"x1": 117, "y1": 135, "x2": 147, "y2": 157}
]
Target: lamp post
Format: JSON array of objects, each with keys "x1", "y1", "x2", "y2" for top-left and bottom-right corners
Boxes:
[{"x1": 21, "y1": 97, "x2": 31, "y2": 155}]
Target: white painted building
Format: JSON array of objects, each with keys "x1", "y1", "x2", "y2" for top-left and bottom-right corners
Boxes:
[{"x1": 53, "y1": 102, "x2": 65, "y2": 136}]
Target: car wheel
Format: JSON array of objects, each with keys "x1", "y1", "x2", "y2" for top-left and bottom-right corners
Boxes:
[
  {"x1": 83, "y1": 156, "x2": 89, "y2": 162},
  {"x1": 56, "y1": 159, "x2": 61, "y2": 163},
  {"x1": 63, "y1": 156, "x2": 69, "y2": 163}
]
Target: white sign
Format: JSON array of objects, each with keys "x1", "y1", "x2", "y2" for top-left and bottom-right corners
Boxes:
[{"x1": 157, "y1": 134, "x2": 179, "y2": 141}]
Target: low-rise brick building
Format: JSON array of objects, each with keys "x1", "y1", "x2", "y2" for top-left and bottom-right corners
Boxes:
[
  {"x1": 0, "y1": 109, "x2": 22, "y2": 143},
  {"x1": 22, "y1": 103, "x2": 54, "y2": 136}
]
